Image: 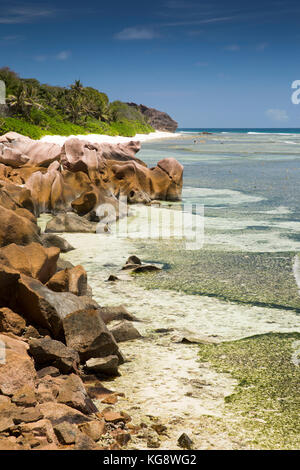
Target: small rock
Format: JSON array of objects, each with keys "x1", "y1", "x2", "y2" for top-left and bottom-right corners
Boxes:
[
  {"x1": 147, "y1": 430, "x2": 161, "y2": 448},
  {"x1": 126, "y1": 255, "x2": 141, "y2": 265},
  {"x1": 53, "y1": 422, "x2": 77, "y2": 445},
  {"x1": 110, "y1": 321, "x2": 142, "y2": 343},
  {"x1": 85, "y1": 355, "x2": 119, "y2": 376},
  {"x1": 178, "y1": 433, "x2": 193, "y2": 449},
  {"x1": 36, "y1": 366, "x2": 60, "y2": 379},
  {"x1": 106, "y1": 274, "x2": 120, "y2": 282},
  {"x1": 74, "y1": 431, "x2": 99, "y2": 450},
  {"x1": 78, "y1": 420, "x2": 106, "y2": 441},
  {"x1": 41, "y1": 234, "x2": 75, "y2": 253},
  {"x1": 0, "y1": 307, "x2": 26, "y2": 336}
]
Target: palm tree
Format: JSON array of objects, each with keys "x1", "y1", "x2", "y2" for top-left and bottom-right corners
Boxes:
[
  {"x1": 7, "y1": 84, "x2": 42, "y2": 118},
  {"x1": 70, "y1": 80, "x2": 84, "y2": 96}
]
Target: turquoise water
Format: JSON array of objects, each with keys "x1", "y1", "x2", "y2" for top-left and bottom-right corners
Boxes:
[{"x1": 138, "y1": 131, "x2": 300, "y2": 253}]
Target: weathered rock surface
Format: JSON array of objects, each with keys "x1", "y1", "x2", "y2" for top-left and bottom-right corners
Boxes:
[
  {"x1": 0, "y1": 206, "x2": 40, "y2": 247},
  {"x1": 16, "y1": 275, "x2": 100, "y2": 338},
  {"x1": 28, "y1": 337, "x2": 79, "y2": 373},
  {"x1": 0, "y1": 242, "x2": 59, "y2": 283},
  {"x1": 0, "y1": 307, "x2": 26, "y2": 335},
  {"x1": 46, "y1": 265, "x2": 88, "y2": 296},
  {"x1": 85, "y1": 356, "x2": 119, "y2": 376},
  {"x1": 41, "y1": 233, "x2": 74, "y2": 253},
  {"x1": 45, "y1": 212, "x2": 97, "y2": 233},
  {"x1": 62, "y1": 309, "x2": 123, "y2": 363},
  {"x1": 0, "y1": 335, "x2": 36, "y2": 395},
  {"x1": 99, "y1": 305, "x2": 139, "y2": 324},
  {"x1": 110, "y1": 321, "x2": 142, "y2": 343}
]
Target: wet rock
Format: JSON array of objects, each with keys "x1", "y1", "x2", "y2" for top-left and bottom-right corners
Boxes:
[
  {"x1": 171, "y1": 332, "x2": 220, "y2": 345},
  {"x1": 85, "y1": 356, "x2": 119, "y2": 376},
  {"x1": 46, "y1": 265, "x2": 88, "y2": 296},
  {"x1": 102, "y1": 411, "x2": 126, "y2": 424},
  {"x1": 45, "y1": 212, "x2": 97, "y2": 233},
  {"x1": 110, "y1": 321, "x2": 142, "y2": 343},
  {"x1": 113, "y1": 430, "x2": 131, "y2": 447},
  {"x1": 41, "y1": 233, "x2": 75, "y2": 253},
  {"x1": 178, "y1": 432, "x2": 193, "y2": 449},
  {"x1": 53, "y1": 421, "x2": 77, "y2": 445},
  {"x1": 62, "y1": 308, "x2": 123, "y2": 363},
  {"x1": 131, "y1": 264, "x2": 161, "y2": 273},
  {"x1": 99, "y1": 305, "x2": 139, "y2": 324},
  {"x1": 106, "y1": 274, "x2": 120, "y2": 282},
  {"x1": 22, "y1": 325, "x2": 43, "y2": 340},
  {"x1": 28, "y1": 337, "x2": 79, "y2": 373},
  {"x1": 126, "y1": 255, "x2": 141, "y2": 265},
  {"x1": 0, "y1": 307, "x2": 26, "y2": 336},
  {"x1": 78, "y1": 420, "x2": 106, "y2": 441},
  {"x1": 0, "y1": 242, "x2": 60, "y2": 284}
]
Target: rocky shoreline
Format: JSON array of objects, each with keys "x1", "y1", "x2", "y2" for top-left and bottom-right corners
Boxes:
[{"x1": 0, "y1": 131, "x2": 187, "y2": 450}]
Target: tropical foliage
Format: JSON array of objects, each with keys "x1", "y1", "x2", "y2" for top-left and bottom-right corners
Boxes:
[{"x1": 0, "y1": 67, "x2": 154, "y2": 139}]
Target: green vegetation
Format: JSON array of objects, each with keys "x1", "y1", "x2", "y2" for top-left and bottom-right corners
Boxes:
[
  {"x1": 132, "y1": 239, "x2": 300, "y2": 311},
  {"x1": 198, "y1": 333, "x2": 300, "y2": 449},
  {"x1": 0, "y1": 67, "x2": 154, "y2": 139}
]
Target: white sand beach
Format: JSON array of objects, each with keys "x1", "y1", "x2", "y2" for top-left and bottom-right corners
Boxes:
[{"x1": 40, "y1": 130, "x2": 181, "y2": 145}]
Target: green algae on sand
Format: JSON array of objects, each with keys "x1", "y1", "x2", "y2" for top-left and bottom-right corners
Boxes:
[
  {"x1": 133, "y1": 241, "x2": 300, "y2": 311},
  {"x1": 197, "y1": 332, "x2": 300, "y2": 449}
]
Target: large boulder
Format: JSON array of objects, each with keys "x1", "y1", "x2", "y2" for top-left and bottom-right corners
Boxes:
[
  {"x1": 45, "y1": 212, "x2": 97, "y2": 233},
  {"x1": 0, "y1": 132, "x2": 61, "y2": 167},
  {"x1": 46, "y1": 265, "x2": 88, "y2": 296},
  {"x1": 28, "y1": 337, "x2": 79, "y2": 373},
  {"x1": 85, "y1": 356, "x2": 119, "y2": 376},
  {"x1": 0, "y1": 206, "x2": 41, "y2": 247},
  {"x1": 0, "y1": 242, "x2": 59, "y2": 284},
  {"x1": 16, "y1": 275, "x2": 101, "y2": 338},
  {"x1": 62, "y1": 309, "x2": 123, "y2": 363}
]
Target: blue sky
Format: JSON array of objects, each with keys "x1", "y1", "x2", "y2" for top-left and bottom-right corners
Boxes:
[{"x1": 1, "y1": 0, "x2": 300, "y2": 127}]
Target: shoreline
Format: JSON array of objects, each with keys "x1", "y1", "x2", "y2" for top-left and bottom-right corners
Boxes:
[{"x1": 40, "y1": 130, "x2": 182, "y2": 145}]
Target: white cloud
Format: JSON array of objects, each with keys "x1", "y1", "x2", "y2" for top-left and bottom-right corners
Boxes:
[
  {"x1": 265, "y1": 109, "x2": 288, "y2": 121},
  {"x1": 56, "y1": 50, "x2": 71, "y2": 60},
  {"x1": 224, "y1": 44, "x2": 240, "y2": 51},
  {"x1": 0, "y1": 6, "x2": 56, "y2": 24},
  {"x1": 114, "y1": 27, "x2": 159, "y2": 40}
]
